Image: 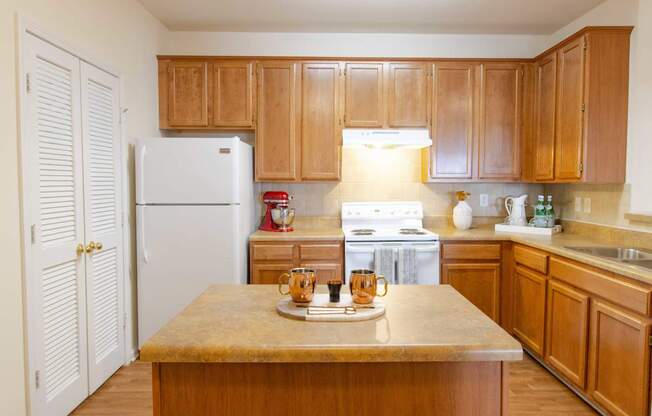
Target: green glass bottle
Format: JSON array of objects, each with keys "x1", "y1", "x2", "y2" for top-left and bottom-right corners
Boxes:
[{"x1": 545, "y1": 195, "x2": 555, "y2": 228}]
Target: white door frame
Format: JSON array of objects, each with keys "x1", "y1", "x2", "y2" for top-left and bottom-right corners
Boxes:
[{"x1": 16, "y1": 15, "x2": 130, "y2": 415}]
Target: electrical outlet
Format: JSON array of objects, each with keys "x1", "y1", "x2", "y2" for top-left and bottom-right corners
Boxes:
[
  {"x1": 575, "y1": 197, "x2": 582, "y2": 212},
  {"x1": 583, "y1": 197, "x2": 591, "y2": 214},
  {"x1": 480, "y1": 194, "x2": 489, "y2": 207}
]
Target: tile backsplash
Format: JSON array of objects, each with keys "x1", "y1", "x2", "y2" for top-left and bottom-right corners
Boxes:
[
  {"x1": 258, "y1": 149, "x2": 543, "y2": 220},
  {"x1": 545, "y1": 183, "x2": 652, "y2": 232}
]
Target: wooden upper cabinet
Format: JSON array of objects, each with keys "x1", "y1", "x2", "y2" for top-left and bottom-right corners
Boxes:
[
  {"x1": 555, "y1": 36, "x2": 586, "y2": 181},
  {"x1": 255, "y1": 61, "x2": 299, "y2": 181},
  {"x1": 429, "y1": 62, "x2": 475, "y2": 179},
  {"x1": 300, "y1": 62, "x2": 342, "y2": 181},
  {"x1": 478, "y1": 63, "x2": 522, "y2": 180},
  {"x1": 387, "y1": 63, "x2": 429, "y2": 127},
  {"x1": 545, "y1": 279, "x2": 589, "y2": 389},
  {"x1": 166, "y1": 61, "x2": 209, "y2": 127},
  {"x1": 212, "y1": 61, "x2": 254, "y2": 127},
  {"x1": 588, "y1": 300, "x2": 651, "y2": 416},
  {"x1": 344, "y1": 63, "x2": 384, "y2": 127},
  {"x1": 533, "y1": 53, "x2": 557, "y2": 181}
]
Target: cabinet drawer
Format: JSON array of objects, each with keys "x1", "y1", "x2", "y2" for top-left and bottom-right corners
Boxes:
[
  {"x1": 514, "y1": 245, "x2": 548, "y2": 274},
  {"x1": 299, "y1": 244, "x2": 341, "y2": 261},
  {"x1": 550, "y1": 257, "x2": 652, "y2": 316},
  {"x1": 251, "y1": 244, "x2": 295, "y2": 261},
  {"x1": 442, "y1": 243, "x2": 501, "y2": 261},
  {"x1": 301, "y1": 263, "x2": 342, "y2": 284}
]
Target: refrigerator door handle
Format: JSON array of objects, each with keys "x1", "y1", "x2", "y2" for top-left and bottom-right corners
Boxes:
[
  {"x1": 140, "y1": 208, "x2": 149, "y2": 263},
  {"x1": 139, "y1": 145, "x2": 147, "y2": 204}
]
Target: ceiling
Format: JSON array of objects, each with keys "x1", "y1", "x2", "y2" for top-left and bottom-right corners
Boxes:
[{"x1": 139, "y1": 0, "x2": 606, "y2": 34}]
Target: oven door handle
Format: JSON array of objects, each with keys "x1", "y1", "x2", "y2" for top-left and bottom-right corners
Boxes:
[
  {"x1": 345, "y1": 247, "x2": 377, "y2": 254},
  {"x1": 412, "y1": 245, "x2": 440, "y2": 253}
]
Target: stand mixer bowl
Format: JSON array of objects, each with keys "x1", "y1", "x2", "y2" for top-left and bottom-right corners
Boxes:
[{"x1": 271, "y1": 207, "x2": 295, "y2": 231}]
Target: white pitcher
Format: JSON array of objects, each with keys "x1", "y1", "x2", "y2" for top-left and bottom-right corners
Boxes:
[{"x1": 505, "y1": 194, "x2": 528, "y2": 226}]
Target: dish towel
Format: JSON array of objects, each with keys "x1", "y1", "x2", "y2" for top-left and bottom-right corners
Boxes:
[
  {"x1": 374, "y1": 247, "x2": 396, "y2": 284},
  {"x1": 398, "y1": 247, "x2": 417, "y2": 284}
]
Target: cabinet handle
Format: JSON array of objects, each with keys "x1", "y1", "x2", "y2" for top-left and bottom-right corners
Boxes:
[{"x1": 76, "y1": 244, "x2": 85, "y2": 256}]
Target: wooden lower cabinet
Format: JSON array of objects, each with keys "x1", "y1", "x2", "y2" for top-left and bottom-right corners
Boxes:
[
  {"x1": 300, "y1": 263, "x2": 342, "y2": 284},
  {"x1": 545, "y1": 279, "x2": 589, "y2": 388},
  {"x1": 588, "y1": 300, "x2": 651, "y2": 416},
  {"x1": 441, "y1": 263, "x2": 500, "y2": 321},
  {"x1": 511, "y1": 266, "x2": 546, "y2": 356},
  {"x1": 249, "y1": 240, "x2": 343, "y2": 284},
  {"x1": 251, "y1": 263, "x2": 295, "y2": 285}
]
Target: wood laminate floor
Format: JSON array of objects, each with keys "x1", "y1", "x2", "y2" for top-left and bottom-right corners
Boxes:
[{"x1": 72, "y1": 353, "x2": 597, "y2": 415}]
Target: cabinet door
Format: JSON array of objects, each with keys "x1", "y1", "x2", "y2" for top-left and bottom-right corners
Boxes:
[
  {"x1": 512, "y1": 266, "x2": 546, "y2": 356},
  {"x1": 441, "y1": 263, "x2": 500, "y2": 321},
  {"x1": 251, "y1": 263, "x2": 294, "y2": 284},
  {"x1": 255, "y1": 62, "x2": 298, "y2": 181},
  {"x1": 212, "y1": 61, "x2": 254, "y2": 127},
  {"x1": 387, "y1": 63, "x2": 428, "y2": 127},
  {"x1": 588, "y1": 300, "x2": 650, "y2": 416},
  {"x1": 167, "y1": 61, "x2": 209, "y2": 127},
  {"x1": 555, "y1": 37, "x2": 586, "y2": 181},
  {"x1": 301, "y1": 62, "x2": 341, "y2": 181},
  {"x1": 300, "y1": 263, "x2": 342, "y2": 284},
  {"x1": 545, "y1": 279, "x2": 589, "y2": 389},
  {"x1": 533, "y1": 53, "x2": 557, "y2": 181},
  {"x1": 429, "y1": 62, "x2": 475, "y2": 179},
  {"x1": 478, "y1": 63, "x2": 522, "y2": 179},
  {"x1": 344, "y1": 63, "x2": 384, "y2": 127}
]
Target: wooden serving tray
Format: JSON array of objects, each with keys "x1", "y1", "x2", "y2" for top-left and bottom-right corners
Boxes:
[{"x1": 276, "y1": 294, "x2": 386, "y2": 322}]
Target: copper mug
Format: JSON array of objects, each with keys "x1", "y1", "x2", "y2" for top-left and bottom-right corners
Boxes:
[
  {"x1": 278, "y1": 268, "x2": 317, "y2": 303},
  {"x1": 349, "y1": 269, "x2": 388, "y2": 304}
]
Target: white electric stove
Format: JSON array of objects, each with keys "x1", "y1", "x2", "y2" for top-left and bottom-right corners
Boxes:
[{"x1": 342, "y1": 202, "x2": 440, "y2": 285}]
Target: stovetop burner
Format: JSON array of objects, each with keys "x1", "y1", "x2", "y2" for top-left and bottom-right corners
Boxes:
[
  {"x1": 399, "y1": 228, "x2": 427, "y2": 235},
  {"x1": 351, "y1": 229, "x2": 376, "y2": 236}
]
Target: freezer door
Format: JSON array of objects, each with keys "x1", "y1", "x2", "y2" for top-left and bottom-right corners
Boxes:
[
  {"x1": 136, "y1": 137, "x2": 240, "y2": 204},
  {"x1": 136, "y1": 205, "x2": 243, "y2": 347}
]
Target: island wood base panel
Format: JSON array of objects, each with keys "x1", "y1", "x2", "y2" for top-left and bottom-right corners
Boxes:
[{"x1": 152, "y1": 361, "x2": 509, "y2": 416}]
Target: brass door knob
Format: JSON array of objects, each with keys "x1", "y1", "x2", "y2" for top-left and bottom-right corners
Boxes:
[
  {"x1": 85, "y1": 241, "x2": 97, "y2": 254},
  {"x1": 95, "y1": 242, "x2": 103, "y2": 251},
  {"x1": 76, "y1": 244, "x2": 85, "y2": 256}
]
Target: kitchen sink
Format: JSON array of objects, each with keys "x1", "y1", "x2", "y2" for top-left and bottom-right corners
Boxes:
[
  {"x1": 565, "y1": 246, "x2": 652, "y2": 262},
  {"x1": 622, "y1": 259, "x2": 652, "y2": 270}
]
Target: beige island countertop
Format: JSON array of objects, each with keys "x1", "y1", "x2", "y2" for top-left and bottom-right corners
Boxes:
[{"x1": 140, "y1": 284, "x2": 522, "y2": 363}]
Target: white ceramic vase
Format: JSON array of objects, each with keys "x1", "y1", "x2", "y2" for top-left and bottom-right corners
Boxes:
[{"x1": 453, "y1": 200, "x2": 473, "y2": 230}]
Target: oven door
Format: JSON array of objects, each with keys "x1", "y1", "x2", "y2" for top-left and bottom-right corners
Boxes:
[{"x1": 344, "y1": 241, "x2": 440, "y2": 285}]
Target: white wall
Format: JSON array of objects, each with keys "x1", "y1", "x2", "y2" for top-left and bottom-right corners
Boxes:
[
  {"x1": 162, "y1": 31, "x2": 546, "y2": 58},
  {"x1": 626, "y1": 0, "x2": 652, "y2": 212},
  {"x1": 0, "y1": 1, "x2": 166, "y2": 415}
]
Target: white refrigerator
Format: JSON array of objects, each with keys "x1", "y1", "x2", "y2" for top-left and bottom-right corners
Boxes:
[{"x1": 136, "y1": 137, "x2": 254, "y2": 347}]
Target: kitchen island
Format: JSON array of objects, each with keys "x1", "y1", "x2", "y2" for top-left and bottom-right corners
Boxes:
[{"x1": 140, "y1": 285, "x2": 522, "y2": 416}]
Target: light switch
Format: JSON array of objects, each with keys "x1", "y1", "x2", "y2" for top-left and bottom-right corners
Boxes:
[
  {"x1": 480, "y1": 194, "x2": 489, "y2": 207},
  {"x1": 583, "y1": 197, "x2": 591, "y2": 213},
  {"x1": 575, "y1": 197, "x2": 582, "y2": 212}
]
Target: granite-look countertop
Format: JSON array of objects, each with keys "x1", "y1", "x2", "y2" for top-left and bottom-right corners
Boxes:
[
  {"x1": 430, "y1": 225, "x2": 652, "y2": 285},
  {"x1": 249, "y1": 228, "x2": 344, "y2": 241},
  {"x1": 139, "y1": 285, "x2": 522, "y2": 363}
]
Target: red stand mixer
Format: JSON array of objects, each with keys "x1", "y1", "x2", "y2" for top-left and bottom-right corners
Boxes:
[{"x1": 260, "y1": 191, "x2": 295, "y2": 232}]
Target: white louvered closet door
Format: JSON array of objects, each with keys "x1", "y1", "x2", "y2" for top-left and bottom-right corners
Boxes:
[
  {"x1": 80, "y1": 62, "x2": 125, "y2": 393},
  {"x1": 22, "y1": 34, "x2": 89, "y2": 416}
]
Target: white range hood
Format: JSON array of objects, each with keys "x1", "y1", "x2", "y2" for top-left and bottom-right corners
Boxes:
[{"x1": 342, "y1": 128, "x2": 432, "y2": 149}]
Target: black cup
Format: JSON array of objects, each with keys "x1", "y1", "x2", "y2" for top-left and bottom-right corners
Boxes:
[{"x1": 327, "y1": 280, "x2": 342, "y2": 303}]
